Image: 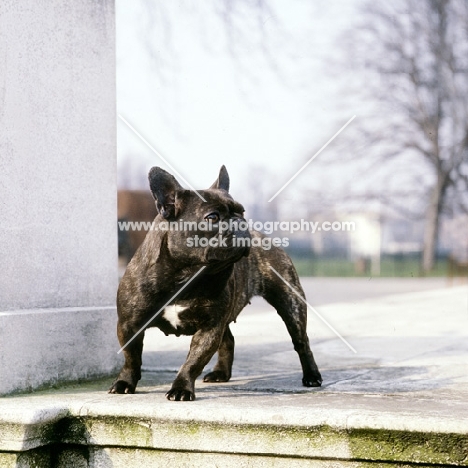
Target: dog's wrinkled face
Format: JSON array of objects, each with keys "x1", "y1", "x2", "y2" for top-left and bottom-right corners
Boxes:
[{"x1": 148, "y1": 166, "x2": 251, "y2": 266}]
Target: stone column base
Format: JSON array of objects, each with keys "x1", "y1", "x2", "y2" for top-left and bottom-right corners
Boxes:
[{"x1": 0, "y1": 306, "x2": 122, "y2": 395}]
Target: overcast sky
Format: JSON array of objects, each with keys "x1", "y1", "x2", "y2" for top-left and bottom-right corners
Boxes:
[{"x1": 116, "y1": 0, "x2": 363, "y2": 201}]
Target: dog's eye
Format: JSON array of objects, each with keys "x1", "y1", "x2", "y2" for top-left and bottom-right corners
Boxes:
[{"x1": 205, "y1": 212, "x2": 220, "y2": 223}]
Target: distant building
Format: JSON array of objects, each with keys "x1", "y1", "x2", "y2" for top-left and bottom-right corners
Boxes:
[
  {"x1": 118, "y1": 190, "x2": 157, "y2": 263},
  {"x1": 440, "y1": 214, "x2": 468, "y2": 262}
]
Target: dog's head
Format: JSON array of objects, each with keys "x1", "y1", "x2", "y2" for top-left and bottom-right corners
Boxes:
[{"x1": 148, "y1": 166, "x2": 251, "y2": 267}]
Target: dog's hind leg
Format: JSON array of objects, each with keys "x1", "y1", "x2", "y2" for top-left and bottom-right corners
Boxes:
[
  {"x1": 262, "y1": 264, "x2": 322, "y2": 387},
  {"x1": 203, "y1": 325, "x2": 235, "y2": 383}
]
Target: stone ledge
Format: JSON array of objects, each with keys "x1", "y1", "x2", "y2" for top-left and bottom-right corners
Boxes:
[
  {"x1": 0, "y1": 389, "x2": 467, "y2": 467},
  {"x1": 1, "y1": 284, "x2": 466, "y2": 467}
]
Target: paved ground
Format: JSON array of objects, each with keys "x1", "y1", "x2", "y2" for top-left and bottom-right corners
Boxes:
[
  {"x1": 301, "y1": 276, "x2": 449, "y2": 304},
  {"x1": 140, "y1": 278, "x2": 467, "y2": 404}
]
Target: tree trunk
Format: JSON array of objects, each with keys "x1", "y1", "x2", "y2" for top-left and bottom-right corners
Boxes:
[{"x1": 422, "y1": 175, "x2": 445, "y2": 273}]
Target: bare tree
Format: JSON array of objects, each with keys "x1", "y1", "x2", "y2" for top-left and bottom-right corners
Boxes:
[{"x1": 338, "y1": 0, "x2": 468, "y2": 272}]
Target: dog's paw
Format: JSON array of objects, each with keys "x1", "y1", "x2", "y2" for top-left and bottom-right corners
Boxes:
[
  {"x1": 203, "y1": 370, "x2": 230, "y2": 382},
  {"x1": 108, "y1": 380, "x2": 136, "y2": 394},
  {"x1": 165, "y1": 388, "x2": 195, "y2": 401},
  {"x1": 302, "y1": 373, "x2": 322, "y2": 388}
]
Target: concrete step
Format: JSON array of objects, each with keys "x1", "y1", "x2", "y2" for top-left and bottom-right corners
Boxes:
[
  {"x1": 1, "y1": 284, "x2": 467, "y2": 467},
  {"x1": 1, "y1": 383, "x2": 467, "y2": 467}
]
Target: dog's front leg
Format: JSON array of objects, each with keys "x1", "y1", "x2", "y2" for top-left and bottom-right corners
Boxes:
[
  {"x1": 109, "y1": 320, "x2": 144, "y2": 394},
  {"x1": 166, "y1": 326, "x2": 225, "y2": 401}
]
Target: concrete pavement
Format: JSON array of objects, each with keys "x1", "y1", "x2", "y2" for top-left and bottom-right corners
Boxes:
[{"x1": 0, "y1": 280, "x2": 467, "y2": 467}]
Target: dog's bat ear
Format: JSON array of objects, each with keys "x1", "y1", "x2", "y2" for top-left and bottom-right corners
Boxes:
[
  {"x1": 210, "y1": 165, "x2": 230, "y2": 192},
  {"x1": 148, "y1": 167, "x2": 183, "y2": 219}
]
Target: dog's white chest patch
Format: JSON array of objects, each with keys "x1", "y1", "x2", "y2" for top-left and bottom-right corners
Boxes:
[{"x1": 162, "y1": 305, "x2": 187, "y2": 328}]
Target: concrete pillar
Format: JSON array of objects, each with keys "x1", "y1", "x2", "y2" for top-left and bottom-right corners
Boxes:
[{"x1": 0, "y1": 0, "x2": 121, "y2": 394}]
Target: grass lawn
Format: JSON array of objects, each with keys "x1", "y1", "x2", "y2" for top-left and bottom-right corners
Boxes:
[{"x1": 291, "y1": 257, "x2": 449, "y2": 277}]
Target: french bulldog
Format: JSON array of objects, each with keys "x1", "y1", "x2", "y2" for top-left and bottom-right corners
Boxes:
[{"x1": 109, "y1": 166, "x2": 322, "y2": 400}]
